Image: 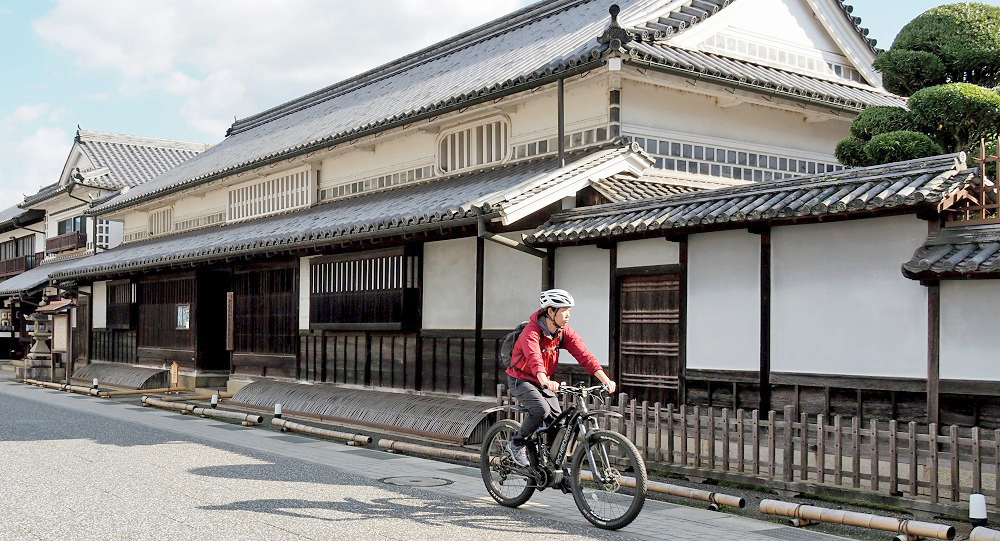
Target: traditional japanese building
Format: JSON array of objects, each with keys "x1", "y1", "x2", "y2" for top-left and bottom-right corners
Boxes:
[{"x1": 15, "y1": 0, "x2": 912, "y2": 402}]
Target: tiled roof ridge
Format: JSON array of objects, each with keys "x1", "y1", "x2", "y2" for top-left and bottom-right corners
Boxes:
[
  {"x1": 227, "y1": 0, "x2": 595, "y2": 136},
  {"x1": 835, "y1": 1, "x2": 880, "y2": 53},
  {"x1": 542, "y1": 153, "x2": 965, "y2": 222},
  {"x1": 628, "y1": 0, "x2": 731, "y2": 40},
  {"x1": 77, "y1": 129, "x2": 211, "y2": 152}
]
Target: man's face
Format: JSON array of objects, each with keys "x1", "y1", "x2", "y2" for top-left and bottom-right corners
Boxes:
[{"x1": 550, "y1": 306, "x2": 571, "y2": 327}]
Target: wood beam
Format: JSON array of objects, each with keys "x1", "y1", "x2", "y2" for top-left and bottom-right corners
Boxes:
[{"x1": 927, "y1": 281, "x2": 940, "y2": 426}]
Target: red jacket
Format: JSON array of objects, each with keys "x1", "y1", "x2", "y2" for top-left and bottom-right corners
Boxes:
[{"x1": 505, "y1": 308, "x2": 603, "y2": 386}]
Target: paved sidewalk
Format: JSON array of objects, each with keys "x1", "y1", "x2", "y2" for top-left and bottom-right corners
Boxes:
[{"x1": 0, "y1": 377, "x2": 860, "y2": 541}]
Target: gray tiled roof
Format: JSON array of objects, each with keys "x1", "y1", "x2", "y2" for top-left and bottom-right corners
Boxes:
[
  {"x1": 21, "y1": 130, "x2": 209, "y2": 207},
  {"x1": 47, "y1": 145, "x2": 642, "y2": 281},
  {"x1": 0, "y1": 204, "x2": 28, "y2": 226},
  {"x1": 0, "y1": 257, "x2": 92, "y2": 296},
  {"x1": 902, "y1": 225, "x2": 1000, "y2": 279},
  {"x1": 528, "y1": 153, "x2": 972, "y2": 246},
  {"x1": 88, "y1": 0, "x2": 900, "y2": 216},
  {"x1": 590, "y1": 173, "x2": 708, "y2": 202}
]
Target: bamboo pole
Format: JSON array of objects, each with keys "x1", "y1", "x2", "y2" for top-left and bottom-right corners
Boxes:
[
  {"x1": 973, "y1": 527, "x2": 1000, "y2": 541},
  {"x1": 272, "y1": 418, "x2": 372, "y2": 444},
  {"x1": 759, "y1": 500, "x2": 955, "y2": 540},
  {"x1": 141, "y1": 396, "x2": 262, "y2": 425},
  {"x1": 580, "y1": 471, "x2": 745, "y2": 509},
  {"x1": 380, "y1": 439, "x2": 479, "y2": 462}
]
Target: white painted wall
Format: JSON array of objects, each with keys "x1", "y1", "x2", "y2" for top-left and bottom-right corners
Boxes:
[
  {"x1": 941, "y1": 281, "x2": 1000, "y2": 381},
  {"x1": 484, "y1": 231, "x2": 543, "y2": 330},
  {"x1": 687, "y1": 230, "x2": 761, "y2": 371},
  {"x1": 617, "y1": 238, "x2": 680, "y2": 268},
  {"x1": 554, "y1": 245, "x2": 610, "y2": 366},
  {"x1": 298, "y1": 256, "x2": 315, "y2": 330},
  {"x1": 622, "y1": 79, "x2": 849, "y2": 157},
  {"x1": 423, "y1": 237, "x2": 477, "y2": 329},
  {"x1": 92, "y1": 281, "x2": 107, "y2": 329},
  {"x1": 771, "y1": 216, "x2": 928, "y2": 377}
]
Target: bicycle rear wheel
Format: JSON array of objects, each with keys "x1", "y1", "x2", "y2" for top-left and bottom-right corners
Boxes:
[
  {"x1": 480, "y1": 419, "x2": 535, "y2": 507},
  {"x1": 569, "y1": 429, "x2": 647, "y2": 530}
]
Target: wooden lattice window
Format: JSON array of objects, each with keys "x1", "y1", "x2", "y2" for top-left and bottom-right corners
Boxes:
[
  {"x1": 438, "y1": 117, "x2": 509, "y2": 174},
  {"x1": 310, "y1": 247, "x2": 420, "y2": 330},
  {"x1": 228, "y1": 168, "x2": 311, "y2": 222},
  {"x1": 106, "y1": 280, "x2": 136, "y2": 330},
  {"x1": 148, "y1": 207, "x2": 173, "y2": 237},
  {"x1": 232, "y1": 262, "x2": 298, "y2": 355}
]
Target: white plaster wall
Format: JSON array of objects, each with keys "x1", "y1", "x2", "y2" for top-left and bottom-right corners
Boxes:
[
  {"x1": 171, "y1": 189, "x2": 228, "y2": 222},
  {"x1": 120, "y1": 210, "x2": 146, "y2": 235},
  {"x1": 423, "y1": 237, "x2": 477, "y2": 329},
  {"x1": 716, "y1": 0, "x2": 840, "y2": 53},
  {"x1": 298, "y1": 256, "x2": 315, "y2": 330},
  {"x1": 91, "y1": 281, "x2": 107, "y2": 329},
  {"x1": 617, "y1": 238, "x2": 680, "y2": 268},
  {"x1": 484, "y1": 231, "x2": 543, "y2": 330},
  {"x1": 941, "y1": 281, "x2": 1000, "y2": 381},
  {"x1": 622, "y1": 79, "x2": 849, "y2": 156},
  {"x1": 554, "y1": 245, "x2": 610, "y2": 366},
  {"x1": 320, "y1": 132, "x2": 438, "y2": 187},
  {"x1": 107, "y1": 221, "x2": 124, "y2": 249},
  {"x1": 771, "y1": 216, "x2": 928, "y2": 377},
  {"x1": 687, "y1": 230, "x2": 761, "y2": 371},
  {"x1": 511, "y1": 76, "x2": 608, "y2": 143}
]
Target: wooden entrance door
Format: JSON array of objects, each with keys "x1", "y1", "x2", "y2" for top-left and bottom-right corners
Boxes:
[{"x1": 618, "y1": 273, "x2": 681, "y2": 405}]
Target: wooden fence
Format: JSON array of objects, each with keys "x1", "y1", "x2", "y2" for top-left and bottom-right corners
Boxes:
[{"x1": 498, "y1": 388, "x2": 1000, "y2": 512}]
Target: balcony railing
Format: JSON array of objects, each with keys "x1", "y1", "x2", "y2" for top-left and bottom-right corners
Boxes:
[
  {"x1": 0, "y1": 255, "x2": 36, "y2": 279},
  {"x1": 47, "y1": 231, "x2": 87, "y2": 254}
]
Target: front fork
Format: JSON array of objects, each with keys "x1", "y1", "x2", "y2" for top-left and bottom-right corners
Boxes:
[{"x1": 578, "y1": 417, "x2": 615, "y2": 485}]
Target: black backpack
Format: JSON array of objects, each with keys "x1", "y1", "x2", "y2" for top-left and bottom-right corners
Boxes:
[{"x1": 498, "y1": 320, "x2": 563, "y2": 370}]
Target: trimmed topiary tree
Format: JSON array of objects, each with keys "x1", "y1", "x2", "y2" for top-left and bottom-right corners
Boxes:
[
  {"x1": 908, "y1": 82, "x2": 1000, "y2": 152},
  {"x1": 876, "y1": 2, "x2": 1000, "y2": 96},
  {"x1": 863, "y1": 131, "x2": 944, "y2": 165},
  {"x1": 849, "y1": 106, "x2": 918, "y2": 140},
  {"x1": 835, "y1": 136, "x2": 868, "y2": 167}
]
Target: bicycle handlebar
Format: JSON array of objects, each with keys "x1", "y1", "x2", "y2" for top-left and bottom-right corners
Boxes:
[{"x1": 555, "y1": 383, "x2": 608, "y2": 396}]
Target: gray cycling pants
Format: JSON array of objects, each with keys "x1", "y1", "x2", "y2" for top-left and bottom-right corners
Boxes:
[{"x1": 509, "y1": 376, "x2": 561, "y2": 442}]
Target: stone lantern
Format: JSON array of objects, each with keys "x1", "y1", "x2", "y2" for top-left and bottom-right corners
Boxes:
[{"x1": 18, "y1": 311, "x2": 52, "y2": 380}]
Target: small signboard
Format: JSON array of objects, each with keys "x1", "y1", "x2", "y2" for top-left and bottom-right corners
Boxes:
[{"x1": 226, "y1": 292, "x2": 234, "y2": 351}]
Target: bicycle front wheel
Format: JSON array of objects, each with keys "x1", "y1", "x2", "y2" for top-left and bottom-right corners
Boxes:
[
  {"x1": 480, "y1": 419, "x2": 535, "y2": 507},
  {"x1": 569, "y1": 429, "x2": 647, "y2": 530}
]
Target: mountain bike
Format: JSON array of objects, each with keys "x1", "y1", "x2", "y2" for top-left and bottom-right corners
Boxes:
[{"x1": 480, "y1": 383, "x2": 647, "y2": 530}]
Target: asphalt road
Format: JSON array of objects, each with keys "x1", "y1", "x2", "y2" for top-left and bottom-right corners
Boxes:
[{"x1": 0, "y1": 381, "x2": 631, "y2": 541}]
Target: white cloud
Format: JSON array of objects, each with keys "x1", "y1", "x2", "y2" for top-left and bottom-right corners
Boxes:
[
  {"x1": 33, "y1": 0, "x2": 529, "y2": 138},
  {"x1": 0, "y1": 126, "x2": 71, "y2": 209}
]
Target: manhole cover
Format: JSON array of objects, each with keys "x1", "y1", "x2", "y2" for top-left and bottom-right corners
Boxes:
[{"x1": 380, "y1": 476, "x2": 453, "y2": 487}]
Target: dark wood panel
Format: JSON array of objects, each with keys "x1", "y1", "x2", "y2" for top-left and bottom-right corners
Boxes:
[
  {"x1": 617, "y1": 272, "x2": 681, "y2": 405},
  {"x1": 91, "y1": 329, "x2": 136, "y2": 364}
]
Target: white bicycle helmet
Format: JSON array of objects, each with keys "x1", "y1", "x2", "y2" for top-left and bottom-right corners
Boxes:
[{"x1": 539, "y1": 289, "x2": 575, "y2": 310}]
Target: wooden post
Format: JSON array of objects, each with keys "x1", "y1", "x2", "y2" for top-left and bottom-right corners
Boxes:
[
  {"x1": 889, "y1": 419, "x2": 898, "y2": 495},
  {"x1": 971, "y1": 427, "x2": 981, "y2": 495},
  {"x1": 654, "y1": 402, "x2": 662, "y2": 462},
  {"x1": 722, "y1": 408, "x2": 731, "y2": 472},
  {"x1": 927, "y1": 282, "x2": 940, "y2": 426},
  {"x1": 767, "y1": 410, "x2": 776, "y2": 479},
  {"x1": 851, "y1": 416, "x2": 861, "y2": 488},
  {"x1": 949, "y1": 425, "x2": 959, "y2": 502},
  {"x1": 707, "y1": 407, "x2": 715, "y2": 470},
  {"x1": 759, "y1": 231, "x2": 771, "y2": 413},
  {"x1": 680, "y1": 404, "x2": 689, "y2": 466},
  {"x1": 908, "y1": 421, "x2": 918, "y2": 497},
  {"x1": 929, "y1": 422, "x2": 939, "y2": 503},
  {"x1": 817, "y1": 414, "x2": 826, "y2": 484},
  {"x1": 994, "y1": 428, "x2": 999, "y2": 509},
  {"x1": 629, "y1": 398, "x2": 637, "y2": 447},
  {"x1": 834, "y1": 415, "x2": 843, "y2": 485},
  {"x1": 474, "y1": 236, "x2": 484, "y2": 396},
  {"x1": 736, "y1": 408, "x2": 745, "y2": 473},
  {"x1": 800, "y1": 412, "x2": 809, "y2": 481},
  {"x1": 608, "y1": 245, "x2": 618, "y2": 379},
  {"x1": 870, "y1": 419, "x2": 880, "y2": 492},
  {"x1": 618, "y1": 392, "x2": 628, "y2": 437},
  {"x1": 694, "y1": 405, "x2": 702, "y2": 468},
  {"x1": 752, "y1": 409, "x2": 760, "y2": 476},
  {"x1": 782, "y1": 405, "x2": 793, "y2": 482},
  {"x1": 641, "y1": 400, "x2": 649, "y2": 460},
  {"x1": 666, "y1": 403, "x2": 674, "y2": 463}
]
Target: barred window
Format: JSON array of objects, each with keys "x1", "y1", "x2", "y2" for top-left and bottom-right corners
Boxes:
[
  {"x1": 309, "y1": 247, "x2": 420, "y2": 329},
  {"x1": 438, "y1": 117, "x2": 509, "y2": 174},
  {"x1": 106, "y1": 280, "x2": 136, "y2": 330},
  {"x1": 148, "y1": 208, "x2": 173, "y2": 237}
]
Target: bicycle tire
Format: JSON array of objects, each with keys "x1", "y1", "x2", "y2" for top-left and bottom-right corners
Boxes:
[
  {"x1": 480, "y1": 419, "x2": 535, "y2": 507},
  {"x1": 569, "y1": 429, "x2": 647, "y2": 530}
]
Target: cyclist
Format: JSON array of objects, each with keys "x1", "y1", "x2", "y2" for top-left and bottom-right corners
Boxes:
[{"x1": 505, "y1": 288, "x2": 616, "y2": 467}]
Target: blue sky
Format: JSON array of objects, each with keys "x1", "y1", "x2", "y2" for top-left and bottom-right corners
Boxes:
[{"x1": 0, "y1": 0, "x2": 996, "y2": 210}]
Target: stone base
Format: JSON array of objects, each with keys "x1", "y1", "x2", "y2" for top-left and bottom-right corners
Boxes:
[{"x1": 176, "y1": 371, "x2": 230, "y2": 391}]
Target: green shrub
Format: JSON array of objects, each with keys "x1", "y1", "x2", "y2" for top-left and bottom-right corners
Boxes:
[
  {"x1": 863, "y1": 131, "x2": 944, "y2": 164},
  {"x1": 886, "y1": 3, "x2": 1000, "y2": 90},
  {"x1": 873, "y1": 50, "x2": 946, "y2": 96},
  {"x1": 849, "y1": 106, "x2": 918, "y2": 140},
  {"x1": 835, "y1": 136, "x2": 868, "y2": 167},
  {"x1": 908, "y1": 82, "x2": 1000, "y2": 151}
]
